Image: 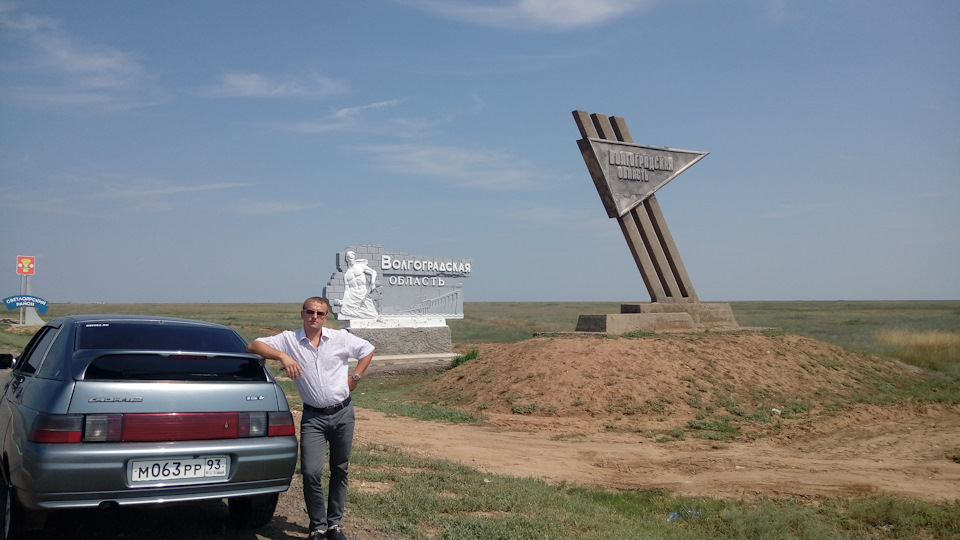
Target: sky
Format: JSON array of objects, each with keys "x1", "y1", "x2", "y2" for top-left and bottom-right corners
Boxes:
[{"x1": 1, "y1": 0, "x2": 958, "y2": 305}]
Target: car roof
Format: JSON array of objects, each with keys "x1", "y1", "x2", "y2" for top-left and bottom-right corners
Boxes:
[{"x1": 51, "y1": 314, "x2": 230, "y2": 329}]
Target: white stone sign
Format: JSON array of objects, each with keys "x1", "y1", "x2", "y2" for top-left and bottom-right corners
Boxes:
[{"x1": 323, "y1": 244, "x2": 471, "y2": 329}]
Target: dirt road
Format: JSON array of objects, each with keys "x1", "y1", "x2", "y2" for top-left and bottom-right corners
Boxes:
[{"x1": 353, "y1": 402, "x2": 960, "y2": 503}]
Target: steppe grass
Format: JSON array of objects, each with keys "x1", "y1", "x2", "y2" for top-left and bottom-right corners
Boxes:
[
  {"x1": 876, "y1": 329, "x2": 960, "y2": 375},
  {"x1": 730, "y1": 300, "x2": 960, "y2": 361},
  {"x1": 349, "y1": 443, "x2": 960, "y2": 540},
  {"x1": 352, "y1": 370, "x2": 484, "y2": 425},
  {"x1": 0, "y1": 330, "x2": 26, "y2": 353},
  {"x1": 449, "y1": 348, "x2": 479, "y2": 368},
  {"x1": 449, "y1": 301, "x2": 624, "y2": 343}
]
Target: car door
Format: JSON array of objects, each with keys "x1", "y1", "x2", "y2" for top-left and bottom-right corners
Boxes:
[{"x1": 0, "y1": 325, "x2": 61, "y2": 454}]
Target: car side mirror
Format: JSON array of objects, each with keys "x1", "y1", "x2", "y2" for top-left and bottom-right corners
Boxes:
[{"x1": 0, "y1": 354, "x2": 13, "y2": 369}]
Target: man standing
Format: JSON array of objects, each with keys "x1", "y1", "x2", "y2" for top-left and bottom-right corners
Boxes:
[{"x1": 247, "y1": 297, "x2": 374, "y2": 540}]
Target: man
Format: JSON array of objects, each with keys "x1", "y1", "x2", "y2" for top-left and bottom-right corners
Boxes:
[{"x1": 247, "y1": 297, "x2": 374, "y2": 540}]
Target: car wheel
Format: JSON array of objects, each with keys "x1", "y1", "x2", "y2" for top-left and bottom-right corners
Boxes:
[
  {"x1": 227, "y1": 493, "x2": 279, "y2": 529},
  {"x1": 0, "y1": 482, "x2": 30, "y2": 540},
  {"x1": 0, "y1": 482, "x2": 44, "y2": 540},
  {"x1": 0, "y1": 479, "x2": 10, "y2": 540}
]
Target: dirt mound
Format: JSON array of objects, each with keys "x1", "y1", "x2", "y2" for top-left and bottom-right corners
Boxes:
[
  {"x1": 420, "y1": 332, "x2": 928, "y2": 433},
  {"x1": 362, "y1": 332, "x2": 958, "y2": 503}
]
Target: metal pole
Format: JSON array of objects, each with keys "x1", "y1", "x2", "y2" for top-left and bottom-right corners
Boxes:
[{"x1": 19, "y1": 275, "x2": 25, "y2": 325}]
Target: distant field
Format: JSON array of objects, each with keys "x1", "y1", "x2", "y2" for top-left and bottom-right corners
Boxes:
[{"x1": 2, "y1": 301, "x2": 959, "y2": 371}]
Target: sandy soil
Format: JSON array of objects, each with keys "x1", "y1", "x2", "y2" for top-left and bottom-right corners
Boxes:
[{"x1": 352, "y1": 401, "x2": 960, "y2": 503}]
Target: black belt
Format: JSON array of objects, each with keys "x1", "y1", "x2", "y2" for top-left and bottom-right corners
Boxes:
[{"x1": 304, "y1": 396, "x2": 351, "y2": 415}]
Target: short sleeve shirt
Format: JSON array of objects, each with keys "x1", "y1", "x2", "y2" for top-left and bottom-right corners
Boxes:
[{"x1": 256, "y1": 326, "x2": 374, "y2": 408}]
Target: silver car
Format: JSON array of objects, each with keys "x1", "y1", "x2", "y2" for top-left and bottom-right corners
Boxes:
[{"x1": 0, "y1": 315, "x2": 298, "y2": 538}]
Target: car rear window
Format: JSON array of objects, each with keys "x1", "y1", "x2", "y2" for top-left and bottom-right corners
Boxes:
[
  {"x1": 84, "y1": 353, "x2": 267, "y2": 382},
  {"x1": 77, "y1": 322, "x2": 247, "y2": 353}
]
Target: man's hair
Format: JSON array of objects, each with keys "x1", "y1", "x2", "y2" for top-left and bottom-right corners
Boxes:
[{"x1": 302, "y1": 297, "x2": 330, "y2": 311}]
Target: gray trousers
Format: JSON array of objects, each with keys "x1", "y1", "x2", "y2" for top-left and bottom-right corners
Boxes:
[{"x1": 300, "y1": 404, "x2": 356, "y2": 531}]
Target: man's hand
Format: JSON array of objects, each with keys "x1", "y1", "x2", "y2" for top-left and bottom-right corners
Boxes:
[
  {"x1": 279, "y1": 353, "x2": 302, "y2": 379},
  {"x1": 247, "y1": 341, "x2": 303, "y2": 379}
]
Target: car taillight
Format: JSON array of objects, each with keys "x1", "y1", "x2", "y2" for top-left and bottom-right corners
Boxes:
[
  {"x1": 78, "y1": 412, "x2": 295, "y2": 442},
  {"x1": 84, "y1": 414, "x2": 123, "y2": 442},
  {"x1": 238, "y1": 412, "x2": 267, "y2": 437},
  {"x1": 268, "y1": 411, "x2": 296, "y2": 437},
  {"x1": 29, "y1": 414, "x2": 84, "y2": 443}
]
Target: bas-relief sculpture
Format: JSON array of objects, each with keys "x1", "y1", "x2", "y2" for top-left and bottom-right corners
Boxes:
[{"x1": 334, "y1": 251, "x2": 379, "y2": 319}]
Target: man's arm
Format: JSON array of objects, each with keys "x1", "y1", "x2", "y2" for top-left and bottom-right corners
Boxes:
[
  {"x1": 247, "y1": 340, "x2": 303, "y2": 379},
  {"x1": 349, "y1": 349, "x2": 374, "y2": 392}
]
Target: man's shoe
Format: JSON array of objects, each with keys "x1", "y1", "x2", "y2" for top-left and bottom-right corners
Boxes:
[
  {"x1": 326, "y1": 525, "x2": 348, "y2": 540},
  {"x1": 308, "y1": 528, "x2": 327, "y2": 539}
]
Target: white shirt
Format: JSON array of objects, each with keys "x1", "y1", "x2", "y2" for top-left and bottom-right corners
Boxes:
[{"x1": 256, "y1": 326, "x2": 374, "y2": 408}]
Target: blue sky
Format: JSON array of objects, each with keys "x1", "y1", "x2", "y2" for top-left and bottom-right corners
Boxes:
[{"x1": 1, "y1": 0, "x2": 958, "y2": 304}]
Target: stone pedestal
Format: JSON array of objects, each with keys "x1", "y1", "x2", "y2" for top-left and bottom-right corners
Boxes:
[
  {"x1": 17, "y1": 307, "x2": 45, "y2": 326},
  {"x1": 349, "y1": 352, "x2": 458, "y2": 374},
  {"x1": 576, "y1": 303, "x2": 738, "y2": 333},
  {"x1": 348, "y1": 325, "x2": 452, "y2": 355},
  {"x1": 347, "y1": 325, "x2": 456, "y2": 372}
]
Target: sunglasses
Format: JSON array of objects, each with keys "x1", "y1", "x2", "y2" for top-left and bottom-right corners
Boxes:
[{"x1": 303, "y1": 309, "x2": 327, "y2": 317}]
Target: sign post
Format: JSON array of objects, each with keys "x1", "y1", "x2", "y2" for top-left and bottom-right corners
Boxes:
[
  {"x1": 9, "y1": 256, "x2": 45, "y2": 326},
  {"x1": 572, "y1": 110, "x2": 738, "y2": 332}
]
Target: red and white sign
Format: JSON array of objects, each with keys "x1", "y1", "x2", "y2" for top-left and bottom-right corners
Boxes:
[{"x1": 16, "y1": 256, "x2": 35, "y2": 275}]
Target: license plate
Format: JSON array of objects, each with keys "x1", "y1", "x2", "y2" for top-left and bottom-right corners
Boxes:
[{"x1": 130, "y1": 455, "x2": 229, "y2": 484}]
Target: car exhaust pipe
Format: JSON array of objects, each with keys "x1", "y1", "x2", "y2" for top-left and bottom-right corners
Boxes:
[{"x1": 98, "y1": 501, "x2": 119, "y2": 511}]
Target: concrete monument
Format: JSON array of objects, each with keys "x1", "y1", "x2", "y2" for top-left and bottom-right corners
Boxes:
[
  {"x1": 323, "y1": 244, "x2": 472, "y2": 367},
  {"x1": 572, "y1": 110, "x2": 738, "y2": 332}
]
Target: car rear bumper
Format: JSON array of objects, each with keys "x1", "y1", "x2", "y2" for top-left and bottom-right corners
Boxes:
[
  {"x1": 18, "y1": 478, "x2": 293, "y2": 510},
  {"x1": 12, "y1": 436, "x2": 298, "y2": 511}
]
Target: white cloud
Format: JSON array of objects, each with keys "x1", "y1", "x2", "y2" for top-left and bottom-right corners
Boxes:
[
  {"x1": 268, "y1": 100, "x2": 400, "y2": 133},
  {"x1": 0, "y1": 173, "x2": 251, "y2": 216},
  {"x1": 33, "y1": 34, "x2": 143, "y2": 90},
  {"x1": 333, "y1": 100, "x2": 401, "y2": 119},
  {"x1": 65, "y1": 173, "x2": 313, "y2": 216},
  {"x1": 398, "y1": 0, "x2": 655, "y2": 29},
  {"x1": 364, "y1": 143, "x2": 542, "y2": 190},
  {"x1": 72, "y1": 177, "x2": 251, "y2": 213},
  {"x1": 0, "y1": 6, "x2": 161, "y2": 110},
  {"x1": 205, "y1": 71, "x2": 346, "y2": 99},
  {"x1": 94, "y1": 182, "x2": 252, "y2": 200}
]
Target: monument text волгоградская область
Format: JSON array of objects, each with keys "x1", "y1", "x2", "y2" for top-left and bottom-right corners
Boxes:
[{"x1": 323, "y1": 244, "x2": 471, "y2": 367}]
